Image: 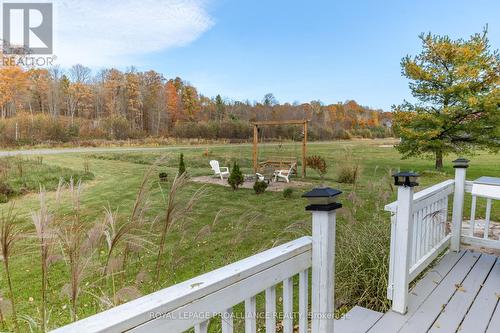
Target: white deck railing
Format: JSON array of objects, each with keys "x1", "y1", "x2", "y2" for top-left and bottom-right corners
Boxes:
[
  {"x1": 385, "y1": 179, "x2": 453, "y2": 301},
  {"x1": 386, "y1": 160, "x2": 499, "y2": 315},
  {"x1": 52, "y1": 237, "x2": 312, "y2": 333},
  {"x1": 461, "y1": 179, "x2": 500, "y2": 250},
  {"x1": 51, "y1": 193, "x2": 342, "y2": 333}
]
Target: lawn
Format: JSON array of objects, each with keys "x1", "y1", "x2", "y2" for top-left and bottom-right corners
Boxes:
[{"x1": 0, "y1": 139, "x2": 498, "y2": 332}]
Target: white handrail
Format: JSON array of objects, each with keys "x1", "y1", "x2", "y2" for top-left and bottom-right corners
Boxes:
[
  {"x1": 384, "y1": 179, "x2": 455, "y2": 213},
  {"x1": 51, "y1": 237, "x2": 312, "y2": 333},
  {"x1": 462, "y1": 179, "x2": 500, "y2": 249},
  {"x1": 386, "y1": 179, "x2": 454, "y2": 308}
]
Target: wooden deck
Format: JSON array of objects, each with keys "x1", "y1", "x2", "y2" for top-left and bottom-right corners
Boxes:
[{"x1": 339, "y1": 250, "x2": 500, "y2": 333}]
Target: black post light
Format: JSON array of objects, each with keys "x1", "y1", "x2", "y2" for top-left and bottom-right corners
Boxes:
[
  {"x1": 392, "y1": 171, "x2": 420, "y2": 187},
  {"x1": 302, "y1": 187, "x2": 343, "y2": 211}
]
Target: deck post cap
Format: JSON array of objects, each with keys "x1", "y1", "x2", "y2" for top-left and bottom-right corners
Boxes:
[
  {"x1": 303, "y1": 187, "x2": 342, "y2": 211},
  {"x1": 452, "y1": 158, "x2": 470, "y2": 168}
]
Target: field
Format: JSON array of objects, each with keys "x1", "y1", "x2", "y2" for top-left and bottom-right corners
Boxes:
[{"x1": 0, "y1": 139, "x2": 498, "y2": 332}]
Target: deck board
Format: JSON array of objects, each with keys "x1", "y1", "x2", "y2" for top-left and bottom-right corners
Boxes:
[
  {"x1": 368, "y1": 250, "x2": 466, "y2": 333},
  {"x1": 335, "y1": 306, "x2": 383, "y2": 333},
  {"x1": 398, "y1": 250, "x2": 480, "y2": 333},
  {"x1": 428, "y1": 254, "x2": 497, "y2": 333},
  {"x1": 458, "y1": 256, "x2": 500, "y2": 333},
  {"x1": 486, "y1": 304, "x2": 500, "y2": 333},
  {"x1": 346, "y1": 250, "x2": 500, "y2": 333}
]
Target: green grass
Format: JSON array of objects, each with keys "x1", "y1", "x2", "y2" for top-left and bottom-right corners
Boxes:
[
  {"x1": 0, "y1": 156, "x2": 93, "y2": 203},
  {"x1": 0, "y1": 139, "x2": 498, "y2": 331}
]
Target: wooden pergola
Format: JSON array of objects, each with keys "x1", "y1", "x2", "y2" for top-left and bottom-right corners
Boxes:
[{"x1": 252, "y1": 120, "x2": 309, "y2": 177}]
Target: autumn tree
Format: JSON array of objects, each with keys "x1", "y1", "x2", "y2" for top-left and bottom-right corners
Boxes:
[
  {"x1": 181, "y1": 85, "x2": 200, "y2": 121},
  {"x1": 47, "y1": 66, "x2": 63, "y2": 117},
  {"x1": 65, "y1": 82, "x2": 93, "y2": 122},
  {"x1": 165, "y1": 79, "x2": 180, "y2": 128},
  {"x1": 0, "y1": 66, "x2": 29, "y2": 118},
  {"x1": 104, "y1": 69, "x2": 125, "y2": 116},
  {"x1": 125, "y1": 71, "x2": 143, "y2": 130},
  {"x1": 394, "y1": 29, "x2": 500, "y2": 169},
  {"x1": 27, "y1": 69, "x2": 50, "y2": 113},
  {"x1": 141, "y1": 70, "x2": 165, "y2": 134}
]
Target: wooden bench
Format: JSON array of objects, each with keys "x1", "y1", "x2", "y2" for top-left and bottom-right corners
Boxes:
[{"x1": 258, "y1": 158, "x2": 298, "y2": 175}]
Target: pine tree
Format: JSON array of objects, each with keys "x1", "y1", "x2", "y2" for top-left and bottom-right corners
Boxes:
[
  {"x1": 215, "y1": 94, "x2": 225, "y2": 122},
  {"x1": 393, "y1": 29, "x2": 500, "y2": 169},
  {"x1": 227, "y1": 162, "x2": 244, "y2": 190},
  {"x1": 178, "y1": 153, "x2": 186, "y2": 175}
]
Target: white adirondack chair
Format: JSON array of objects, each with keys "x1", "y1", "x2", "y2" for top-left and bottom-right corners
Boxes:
[
  {"x1": 209, "y1": 160, "x2": 230, "y2": 180},
  {"x1": 274, "y1": 163, "x2": 296, "y2": 183}
]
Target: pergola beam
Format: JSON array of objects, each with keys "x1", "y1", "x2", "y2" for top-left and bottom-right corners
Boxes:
[{"x1": 252, "y1": 120, "x2": 308, "y2": 126}]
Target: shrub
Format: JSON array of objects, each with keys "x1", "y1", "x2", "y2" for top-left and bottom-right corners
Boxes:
[
  {"x1": 104, "y1": 115, "x2": 130, "y2": 140},
  {"x1": 0, "y1": 181, "x2": 14, "y2": 197},
  {"x1": 306, "y1": 155, "x2": 328, "y2": 179},
  {"x1": 0, "y1": 194, "x2": 8, "y2": 203},
  {"x1": 159, "y1": 172, "x2": 168, "y2": 182},
  {"x1": 283, "y1": 188, "x2": 294, "y2": 198},
  {"x1": 337, "y1": 149, "x2": 360, "y2": 184},
  {"x1": 178, "y1": 153, "x2": 186, "y2": 175},
  {"x1": 67, "y1": 123, "x2": 80, "y2": 139},
  {"x1": 253, "y1": 180, "x2": 268, "y2": 194},
  {"x1": 337, "y1": 165, "x2": 359, "y2": 184},
  {"x1": 227, "y1": 162, "x2": 244, "y2": 190}
]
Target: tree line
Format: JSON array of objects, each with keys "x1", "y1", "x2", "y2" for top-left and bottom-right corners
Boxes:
[{"x1": 0, "y1": 64, "x2": 393, "y2": 145}]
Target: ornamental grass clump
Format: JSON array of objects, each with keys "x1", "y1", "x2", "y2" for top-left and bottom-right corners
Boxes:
[
  {"x1": 0, "y1": 203, "x2": 21, "y2": 332},
  {"x1": 31, "y1": 188, "x2": 56, "y2": 333},
  {"x1": 155, "y1": 172, "x2": 206, "y2": 279}
]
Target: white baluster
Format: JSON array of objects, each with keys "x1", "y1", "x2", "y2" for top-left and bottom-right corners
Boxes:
[
  {"x1": 470, "y1": 195, "x2": 477, "y2": 236},
  {"x1": 416, "y1": 209, "x2": 422, "y2": 261},
  {"x1": 195, "y1": 320, "x2": 209, "y2": 333},
  {"x1": 484, "y1": 198, "x2": 492, "y2": 239},
  {"x1": 222, "y1": 308, "x2": 233, "y2": 333},
  {"x1": 283, "y1": 277, "x2": 294, "y2": 333},
  {"x1": 387, "y1": 212, "x2": 396, "y2": 300},
  {"x1": 299, "y1": 270, "x2": 308, "y2": 333},
  {"x1": 245, "y1": 297, "x2": 256, "y2": 333},
  {"x1": 412, "y1": 211, "x2": 418, "y2": 265},
  {"x1": 265, "y1": 286, "x2": 276, "y2": 333}
]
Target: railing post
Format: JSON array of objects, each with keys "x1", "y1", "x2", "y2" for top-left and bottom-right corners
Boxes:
[
  {"x1": 451, "y1": 158, "x2": 469, "y2": 252},
  {"x1": 391, "y1": 172, "x2": 419, "y2": 314},
  {"x1": 303, "y1": 187, "x2": 342, "y2": 333}
]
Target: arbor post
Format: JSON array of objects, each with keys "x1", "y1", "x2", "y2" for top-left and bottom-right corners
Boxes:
[
  {"x1": 391, "y1": 172, "x2": 418, "y2": 314},
  {"x1": 303, "y1": 187, "x2": 342, "y2": 333},
  {"x1": 451, "y1": 158, "x2": 469, "y2": 251},
  {"x1": 253, "y1": 125, "x2": 258, "y2": 173}
]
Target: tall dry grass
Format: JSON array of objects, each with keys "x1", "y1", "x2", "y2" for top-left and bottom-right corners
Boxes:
[
  {"x1": 155, "y1": 172, "x2": 206, "y2": 279},
  {"x1": 102, "y1": 162, "x2": 157, "y2": 277},
  {"x1": 31, "y1": 188, "x2": 56, "y2": 332},
  {"x1": 57, "y1": 179, "x2": 103, "y2": 321},
  {"x1": 0, "y1": 203, "x2": 22, "y2": 332}
]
